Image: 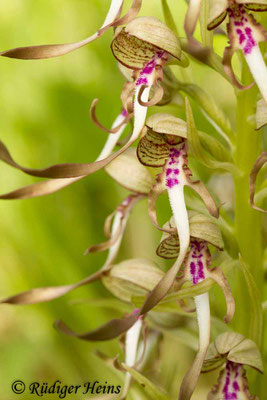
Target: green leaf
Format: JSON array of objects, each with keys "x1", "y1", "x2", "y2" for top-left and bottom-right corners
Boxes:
[
  {"x1": 121, "y1": 364, "x2": 170, "y2": 400},
  {"x1": 239, "y1": 254, "x2": 263, "y2": 347},
  {"x1": 200, "y1": 0, "x2": 213, "y2": 47},
  {"x1": 198, "y1": 131, "x2": 233, "y2": 163},
  {"x1": 185, "y1": 98, "x2": 241, "y2": 176},
  {"x1": 181, "y1": 83, "x2": 234, "y2": 143},
  {"x1": 161, "y1": 0, "x2": 179, "y2": 37}
]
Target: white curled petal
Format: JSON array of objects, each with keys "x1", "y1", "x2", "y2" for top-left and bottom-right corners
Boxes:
[
  {"x1": 122, "y1": 319, "x2": 142, "y2": 398},
  {"x1": 245, "y1": 45, "x2": 267, "y2": 104},
  {"x1": 179, "y1": 293, "x2": 210, "y2": 400}
]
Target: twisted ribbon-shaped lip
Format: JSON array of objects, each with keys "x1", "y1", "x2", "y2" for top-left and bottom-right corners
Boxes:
[{"x1": 0, "y1": 0, "x2": 142, "y2": 60}]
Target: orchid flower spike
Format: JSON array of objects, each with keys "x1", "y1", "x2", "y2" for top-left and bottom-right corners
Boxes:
[
  {"x1": 134, "y1": 113, "x2": 218, "y2": 314},
  {"x1": 208, "y1": 0, "x2": 267, "y2": 101},
  {"x1": 0, "y1": 0, "x2": 142, "y2": 59},
  {"x1": 202, "y1": 332, "x2": 264, "y2": 399},
  {"x1": 0, "y1": 148, "x2": 154, "y2": 306},
  {"x1": 156, "y1": 211, "x2": 235, "y2": 400}
]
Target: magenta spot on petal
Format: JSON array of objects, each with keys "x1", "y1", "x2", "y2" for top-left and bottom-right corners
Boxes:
[
  {"x1": 170, "y1": 148, "x2": 180, "y2": 157},
  {"x1": 190, "y1": 261, "x2": 196, "y2": 275},
  {"x1": 121, "y1": 109, "x2": 128, "y2": 117},
  {"x1": 142, "y1": 60, "x2": 156, "y2": 75},
  {"x1": 136, "y1": 51, "x2": 167, "y2": 88},
  {"x1": 166, "y1": 168, "x2": 173, "y2": 176},
  {"x1": 157, "y1": 51, "x2": 164, "y2": 58},
  {"x1": 225, "y1": 395, "x2": 237, "y2": 400},
  {"x1": 166, "y1": 178, "x2": 179, "y2": 188},
  {"x1": 189, "y1": 241, "x2": 207, "y2": 284},
  {"x1": 223, "y1": 377, "x2": 230, "y2": 394},
  {"x1": 233, "y1": 381, "x2": 240, "y2": 391},
  {"x1": 136, "y1": 77, "x2": 148, "y2": 86},
  {"x1": 239, "y1": 33, "x2": 246, "y2": 44},
  {"x1": 166, "y1": 144, "x2": 186, "y2": 188},
  {"x1": 197, "y1": 261, "x2": 205, "y2": 280}
]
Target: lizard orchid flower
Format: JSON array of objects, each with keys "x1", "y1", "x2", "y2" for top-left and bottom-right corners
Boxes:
[
  {"x1": 202, "y1": 332, "x2": 264, "y2": 400},
  {"x1": 110, "y1": 16, "x2": 186, "y2": 142},
  {"x1": 135, "y1": 113, "x2": 218, "y2": 313},
  {"x1": 157, "y1": 211, "x2": 235, "y2": 400},
  {"x1": 208, "y1": 0, "x2": 267, "y2": 101},
  {"x1": 0, "y1": 0, "x2": 142, "y2": 59},
  {"x1": 0, "y1": 149, "x2": 153, "y2": 305}
]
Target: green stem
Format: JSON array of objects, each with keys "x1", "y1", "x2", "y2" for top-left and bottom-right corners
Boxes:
[{"x1": 234, "y1": 57, "x2": 263, "y2": 394}]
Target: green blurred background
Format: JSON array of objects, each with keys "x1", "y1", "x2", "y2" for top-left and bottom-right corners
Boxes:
[{"x1": 0, "y1": 1, "x2": 261, "y2": 399}]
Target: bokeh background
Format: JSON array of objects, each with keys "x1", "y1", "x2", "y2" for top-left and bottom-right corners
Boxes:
[{"x1": 0, "y1": 1, "x2": 264, "y2": 399}]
